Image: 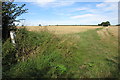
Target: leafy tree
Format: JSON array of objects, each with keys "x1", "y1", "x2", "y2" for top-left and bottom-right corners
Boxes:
[
  {"x1": 2, "y1": 2, "x2": 28, "y2": 41},
  {"x1": 98, "y1": 21, "x2": 111, "y2": 26},
  {"x1": 39, "y1": 24, "x2": 41, "y2": 26}
]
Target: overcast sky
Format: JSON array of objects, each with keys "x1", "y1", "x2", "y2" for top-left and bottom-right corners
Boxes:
[{"x1": 15, "y1": 0, "x2": 118, "y2": 26}]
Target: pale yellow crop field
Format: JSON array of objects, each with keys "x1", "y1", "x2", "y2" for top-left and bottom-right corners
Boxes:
[
  {"x1": 21, "y1": 26, "x2": 101, "y2": 34},
  {"x1": 17, "y1": 26, "x2": 119, "y2": 38},
  {"x1": 97, "y1": 26, "x2": 119, "y2": 40}
]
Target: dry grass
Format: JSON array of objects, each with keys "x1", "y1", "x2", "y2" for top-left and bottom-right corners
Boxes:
[
  {"x1": 97, "y1": 26, "x2": 118, "y2": 39},
  {"x1": 19, "y1": 26, "x2": 101, "y2": 34},
  {"x1": 107, "y1": 26, "x2": 118, "y2": 37}
]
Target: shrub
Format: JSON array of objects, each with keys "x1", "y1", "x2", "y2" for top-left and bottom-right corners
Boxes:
[
  {"x1": 15, "y1": 27, "x2": 49, "y2": 61},
  {"x1": 15, "y1": 28, "x2": 35, "y2": 61}
]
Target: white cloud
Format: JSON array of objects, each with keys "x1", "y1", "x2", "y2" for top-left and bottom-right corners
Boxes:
[
  {"x1": 23, "y1": 12, "x2": 118, "y2": 26},
  {"x1": 14, "y1": 0, "x2": 119, "y2": 8},
  {"x1": 71, "y1": 14, "x2": 94, "y2": 19},
  {"x1": 32, "y1": 0, "x2": 57, "y2": 7},
  {"x1": 96, "y1": 2, "x2": 118, "y2": 13},
  {"x1": 75, "y1": 8, "x2": 88, "y2": 11},
  {"x1": 69, "y1": 13, "x2": 117, "y2": 25},
  {"x1": 29, "y1": 0, "x2": 76, "y2": 7},
  {"x1": 104, "y1": 0, "x2": 119, "y2": 2},
  {"x1": 14, "y1": 0, "x2": 55, "y2": 2},
  {"x1": 96, "y1": 3, "x2": 107, "y2": 7},
  {"x1": 35, "y1": 0, "x2": 56, "y2": 5},
  {"x1": 49, "y1": 1, "x2": 75, "y2": 7},
  {"x1": 14, "y1": 0, "x2": 119, "y2": 2}
]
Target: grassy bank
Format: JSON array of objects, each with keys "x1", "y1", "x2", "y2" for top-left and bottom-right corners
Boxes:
[{"x1": 3, "y1": 27, "x2": 119, "y2": 78}]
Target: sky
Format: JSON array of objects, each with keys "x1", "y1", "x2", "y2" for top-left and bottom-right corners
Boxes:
[{"x1": 14, "y1": 0, "x2": 119, "y2": 26}]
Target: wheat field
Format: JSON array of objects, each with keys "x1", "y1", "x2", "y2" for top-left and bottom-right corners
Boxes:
[
  {"x1": 22, "y1": 26, "x2": 101, "y2": 34},
  {"x1": 18, "y1": 26, "x2": 119, "y2": 38}
]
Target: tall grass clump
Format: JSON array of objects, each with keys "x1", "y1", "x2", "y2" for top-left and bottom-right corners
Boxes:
[
  {"x1": 3, "y1": 27, "x2": 70, "y2": 78},
  {"x1": 3, "y1": 27, "x2": 53, "y2": 76}
]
